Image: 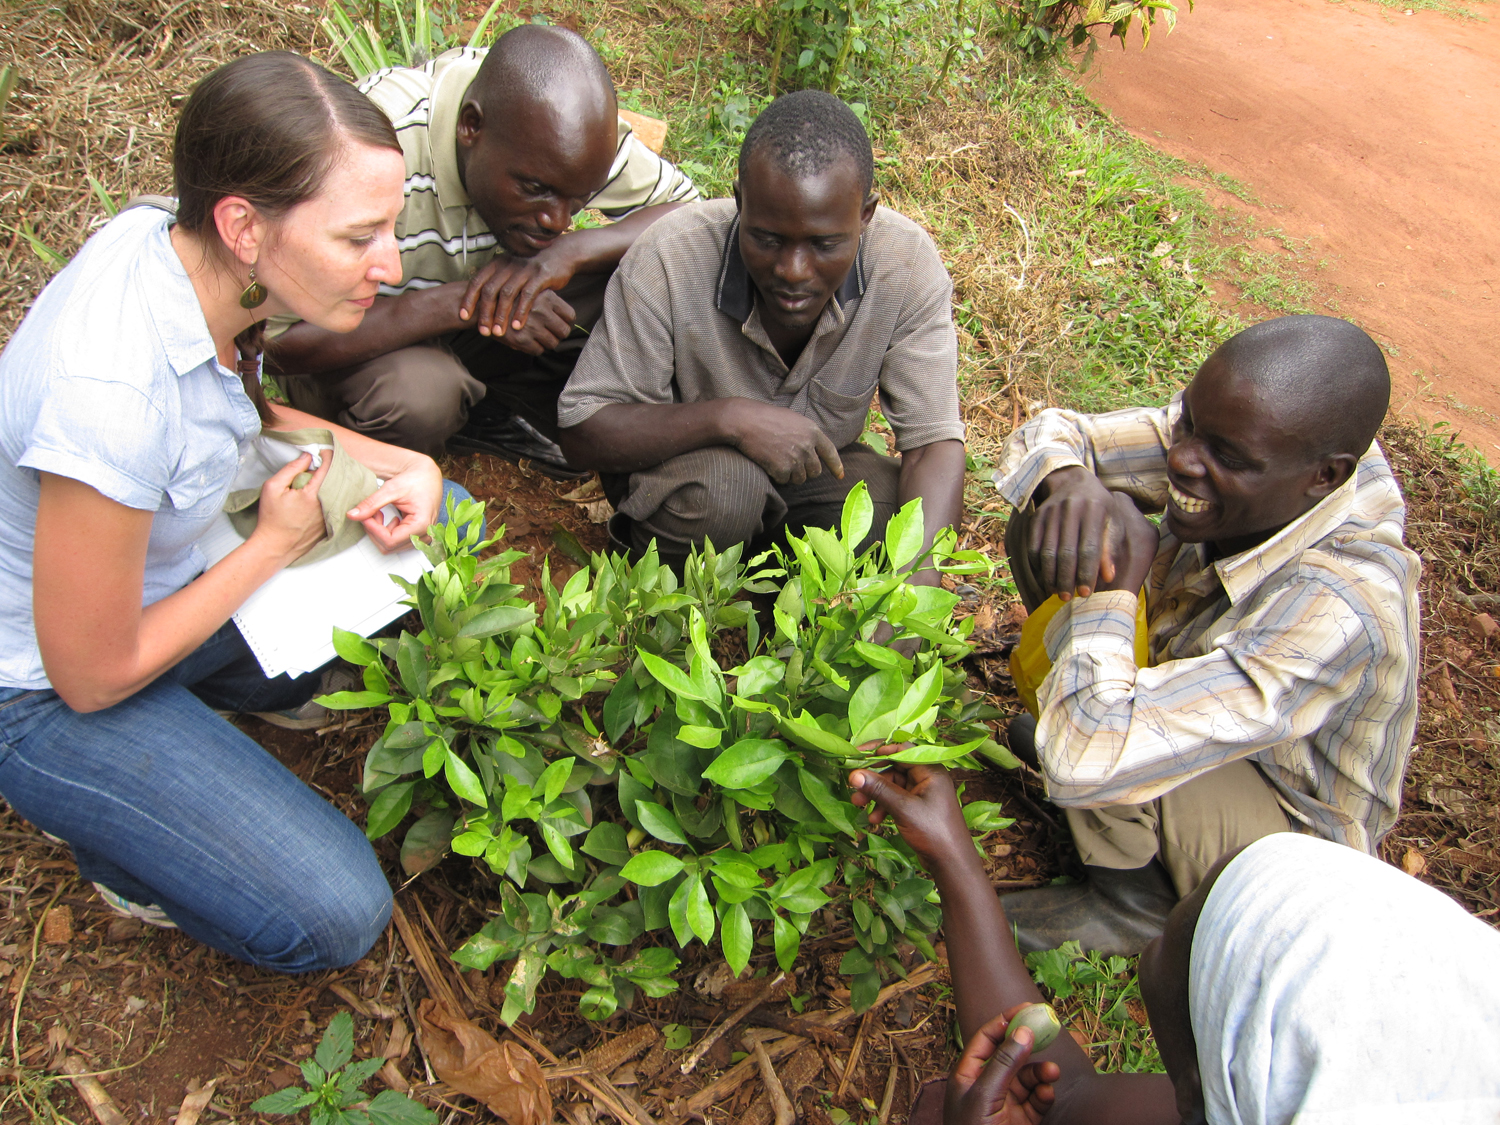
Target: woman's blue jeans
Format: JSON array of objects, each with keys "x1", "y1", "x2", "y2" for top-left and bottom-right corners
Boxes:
[{"x1": 0, "y1": 480, "x2": 478, "y2": 974}]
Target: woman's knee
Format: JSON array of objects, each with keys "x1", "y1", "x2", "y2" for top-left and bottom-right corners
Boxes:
[{"x1": 247, "y1": 840, "x2": 392, "y2": 973}]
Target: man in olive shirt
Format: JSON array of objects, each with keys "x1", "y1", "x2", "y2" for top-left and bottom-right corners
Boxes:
[
  {"x1": 269, "y1": 25, "x2": 698, "y2": 474},
  {"x1": 557, "y1": 91, "x2": 965, "y2": 572}
]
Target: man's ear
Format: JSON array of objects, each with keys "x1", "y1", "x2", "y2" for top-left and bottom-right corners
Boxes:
[
  {"x1": 457, "y1": 99, "x2": 484, "y2": 150},
  {"x1": 1308, "y1": 453, "x2": 1358, "y2": 499},
  {"x1": 732, "y1": 178, "x2": 742, "y2": 211},
  {"x1": 860, "y1": 190, "x2": 879, "y2": 229},
  {"x1": 211, "y1": 196, "x2": 266, "y2": 267}
]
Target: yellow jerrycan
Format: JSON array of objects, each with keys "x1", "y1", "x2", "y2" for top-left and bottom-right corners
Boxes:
[{"x1": 1009, "y1": 593, "x2": 1151, "y2": 718}]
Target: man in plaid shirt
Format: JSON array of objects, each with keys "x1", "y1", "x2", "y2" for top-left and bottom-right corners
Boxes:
[{"x1": 993, "y1": 315, "x2": 1419, "y2": 955}]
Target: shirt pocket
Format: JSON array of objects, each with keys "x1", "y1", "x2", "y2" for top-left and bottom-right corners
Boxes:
[
  {"x1": 807, "y1": 377, "x2": 877, "y2": 450},
  {"x1": 165, "y1": 445, "x2": 239, "y2": 514}
]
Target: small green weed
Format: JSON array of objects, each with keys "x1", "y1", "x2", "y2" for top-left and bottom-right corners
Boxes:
[
  {"x1": 1423, "y1": 422, "x2": 1500, "y2": 516},
  {"x1": 0, "y1": 64, "x2": 18, "y2": 144},
  {"x1": 1026, "y1": 941, "x2": 1162, "y2": 1073},
  {"x1": 250, "y1": 1011, "x2": 437, "y2": 1124},
  {"x1": 321, "y1": 0, "x2": 515, "y2": 77}
]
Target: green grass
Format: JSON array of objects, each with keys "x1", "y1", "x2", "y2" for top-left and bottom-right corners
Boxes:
[{"x1": 1337, "y1": 0, "x2": 1494, "y2": 19}]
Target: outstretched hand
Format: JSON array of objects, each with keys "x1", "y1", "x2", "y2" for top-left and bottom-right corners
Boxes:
[
  {"x1": 945, "y1": 1011, "x2": 1060, "y2": 1125},
  {"x1": 847, "y1": 761, "x2": 973, "y2": 873}
]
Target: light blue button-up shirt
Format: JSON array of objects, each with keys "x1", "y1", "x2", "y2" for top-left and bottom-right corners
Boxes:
[{"x1": 0, "y1": 205, "x2": 262, "y2": 689}]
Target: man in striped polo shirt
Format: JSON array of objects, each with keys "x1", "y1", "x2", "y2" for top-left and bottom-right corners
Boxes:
[{"x1": 268, "y1": 25, "x2": 698, "y2": 475}]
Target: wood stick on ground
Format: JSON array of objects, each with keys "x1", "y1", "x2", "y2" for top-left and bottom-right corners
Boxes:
[
  {"x1": 680, "y1": 970, "x2": 786, "y2": 1075},
  {"x1": 877, "y1": 1059, "x2": 899, "y2": 1125},
  {"x1": 683, "y1": 1002, "x2": 850, "y2": 1047},
  {"x1": 745, "y1": 1034, "x2": 795, "y2": 1125},
  {"x1": 817, "y1": 1043, "x2": 845, "y2": 1088},
  {"x1": 390, "y1": 899, "x2": 463, "y2": 1012},
  {"x1": 814, "y1": 963, "x2": 940, "y2": 1031},
  {"x1": 174, "y1": 1078, "x2": 218, "y2": 1125},
  {"x1": 890, "y1": 1035, "x2": 919, "y2": 1109},
  {"x1": 574, "y1": 1070, "x2": 659, "y2": 1125},
  {"x1": 414, "y1": 895, "x2": 481, "y2": 1010},
  {"x1": 748, "y1": 1009, "x2": 850, "y2": 1047},
  {"x1": 672, "y1": 963, "x2": 941, "y2": 1125},
  {"x1": 59, "y1": 1056, "x2": 127, "y2": 1125},
  {"x1": 835, "y1": 1009, "x2": 876, "y2": 1101},
  {"x1": 672, "y1": 1032, "x2": 798, "y2": 1123}
]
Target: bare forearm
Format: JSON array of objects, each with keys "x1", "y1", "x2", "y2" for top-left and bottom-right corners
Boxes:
[
  {"x1": 561, "y1": 203, "x2": 687, "y2": 275},
  {"x1": 41, "y1": 535, "x2": 288, "y2": 713},
  {"x1": 929, "y1": 851, "x2": 1175, "y2": 1120},
  {"x1": 897, "y1": 439, "x2": 966, "y2": 585},
  {"x1": 930, "y1": 845, "x2": 1044, "y2": 1042},
  {"x1": 557, "y1": 401, "x2": 736, "y2": 473},
  {"x1": 267, "y1": 287, "x2": 467, "y2": 375}
]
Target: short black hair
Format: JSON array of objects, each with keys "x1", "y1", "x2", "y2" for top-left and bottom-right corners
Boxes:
[
  {"x1": 739, "y1": 90, "x2": 874, "y2": 195},
  {"x1": 1213, "y1": 315, "x2": 1390, "y2": 460},
  {"x1": 470, "y1": 24, "x2": 615, "y2": 118}
]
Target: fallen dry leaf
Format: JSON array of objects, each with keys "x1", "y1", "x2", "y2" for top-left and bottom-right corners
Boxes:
[
  {"x1": 559, "y1": 479, "x2": 601, "y2": 503},
  {"x1": 1402, "y1": 848, "x2": 1427, "y2": 877},
  {"x1": 416, "y1": 999, "x2": 551, "y2": 1125},
  {"x1": 582, "y1": 499, "x2": 613, "y2": 524},
  {"x1": 174, "y1": 1077, "x2": 217, "y2": 1125}
]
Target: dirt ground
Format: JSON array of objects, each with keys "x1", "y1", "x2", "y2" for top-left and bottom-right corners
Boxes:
[
  {"x1": 8, "y1": 421, "x2": 1500, "y2": 1123},
  {"x1": 1080, "y1": 0, "x2": 1500, "y2": 458}
]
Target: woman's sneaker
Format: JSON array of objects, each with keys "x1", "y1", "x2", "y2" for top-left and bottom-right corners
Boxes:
[
  {"x1": 238, "y1": 665, "x2": 360, "y2": 731},
  {"x1": 93, "y1": 883, "x2": 177, "y2": 930}
]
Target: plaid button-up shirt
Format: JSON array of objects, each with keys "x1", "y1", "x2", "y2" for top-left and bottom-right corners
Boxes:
[{"x1": 994, "y1": 398, "x2": 1421, "y2": 853}]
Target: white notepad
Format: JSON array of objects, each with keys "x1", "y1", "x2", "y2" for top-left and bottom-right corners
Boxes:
[{"x1": 197, "y1": 505, "x2": 431, "y2": 680}]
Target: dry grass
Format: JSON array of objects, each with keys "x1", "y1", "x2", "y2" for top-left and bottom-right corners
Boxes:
[
  {"x1": 879, "y1": 99, "x2": 1067, "y2": 468},
  {"x1": 1377, "y1": 419, "x2": 1500, "y2": 917},
  {"x1": 0, "y1": 0, "x2": 321, "y2": 336}
]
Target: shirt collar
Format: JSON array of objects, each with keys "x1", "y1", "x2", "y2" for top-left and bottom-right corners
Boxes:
[
  {"x1": 714, "y1": 212, "x2": 868, "y2": 325},
  {"x1": 428, "y1": 49, "x2": 486, "y2": 211},
  {"x1": 139, "y1": 208, "x2": 221, "y2": 379},
  {"x1": 1213, "y1": 455, "x2": 1365, "y2": 605}
]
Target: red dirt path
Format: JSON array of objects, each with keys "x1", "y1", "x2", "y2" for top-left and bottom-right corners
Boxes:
[{"x1": 1080, "y1": 0, "x2": 1500, "y2": 459}]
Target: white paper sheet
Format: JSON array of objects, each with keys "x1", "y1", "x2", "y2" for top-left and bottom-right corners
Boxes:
[{"x1": 198, "y1": 506, "x2": 431, "y2": 680}]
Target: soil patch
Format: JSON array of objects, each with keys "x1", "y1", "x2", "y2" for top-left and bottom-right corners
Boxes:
[{"x1": 1080, "y1": 0, "x2": 1500, "y2": 458}]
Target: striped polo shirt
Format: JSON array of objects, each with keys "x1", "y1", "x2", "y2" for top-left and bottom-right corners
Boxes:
[{"x1": 361, "y1": 46, "x2": 699, "y2": 295}]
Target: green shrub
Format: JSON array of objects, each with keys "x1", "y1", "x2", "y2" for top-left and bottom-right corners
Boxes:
[
  {"x1": 324, "y1": 486, "x2": 1018, "y2": 1022},
  {"x1": 995, "y1": 0, "x2": 1188, "y2": 64}
]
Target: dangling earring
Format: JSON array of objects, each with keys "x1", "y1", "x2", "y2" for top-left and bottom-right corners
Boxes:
[{"x1": 239, "y1": 264, "x2": 268, "y2": 309}]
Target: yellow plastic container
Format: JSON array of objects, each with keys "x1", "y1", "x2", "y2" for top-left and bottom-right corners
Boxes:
[{"x1": 1009, "y1": 592, "x2": 1151, "y2": 718}]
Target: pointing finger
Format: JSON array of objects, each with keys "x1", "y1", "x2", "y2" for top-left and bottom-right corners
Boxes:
[{"x1": 815, "y1": 431, "x2": 844, "y2": 480}]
